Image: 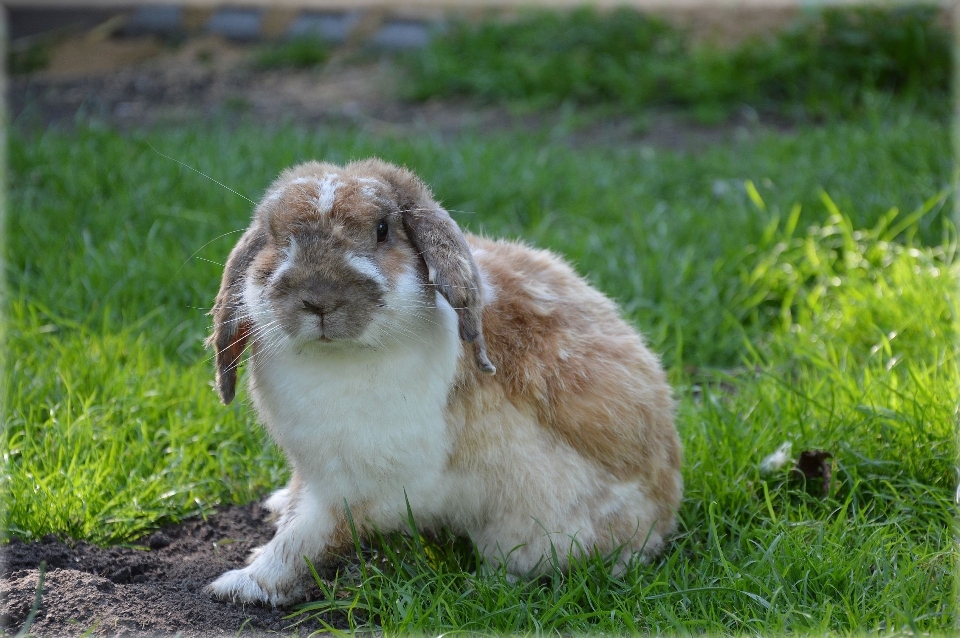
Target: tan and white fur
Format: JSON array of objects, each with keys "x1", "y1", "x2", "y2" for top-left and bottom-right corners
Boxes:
[{"x1": 205, "y1": 159, "x2": 683, "y2": 606}]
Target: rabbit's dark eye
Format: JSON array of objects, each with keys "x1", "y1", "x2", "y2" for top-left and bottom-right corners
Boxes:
[{"x1": 376, "y1": 220, "x2": 388, "y2": 243}]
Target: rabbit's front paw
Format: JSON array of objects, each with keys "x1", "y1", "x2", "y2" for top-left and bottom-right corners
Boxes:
[{"x1": 205, "y1": 568, "x2": 276, "y2": 605}]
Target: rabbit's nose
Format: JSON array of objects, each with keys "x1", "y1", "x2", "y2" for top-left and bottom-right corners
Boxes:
[{"x1": 301, "y1": 298, "x2": 344, "y2": 317}]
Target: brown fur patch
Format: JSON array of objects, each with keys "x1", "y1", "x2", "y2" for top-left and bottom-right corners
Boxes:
[
  {"x1": 324, "y1": 501, "x2": 370, "y2": 557},
  {"x1": 455, "y1": 236, "x2": 681, "y2": 506}
]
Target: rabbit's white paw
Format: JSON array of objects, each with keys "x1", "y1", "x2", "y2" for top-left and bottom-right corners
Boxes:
[{"x1": 205, "y1": 568, "x2": 280, "y2": 605}]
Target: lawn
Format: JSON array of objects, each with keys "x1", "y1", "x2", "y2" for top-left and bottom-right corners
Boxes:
[{"x1": 5, "y1": 96, "x2": 955, "y2": 633}]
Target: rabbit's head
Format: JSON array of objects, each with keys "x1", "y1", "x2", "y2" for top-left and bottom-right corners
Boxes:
[{"x1": 208, "y1": 159, "x2": 495, "y2": 404}]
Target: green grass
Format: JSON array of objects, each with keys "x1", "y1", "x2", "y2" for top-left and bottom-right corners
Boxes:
[
  {"x1": 4, "y1": 107, "x2": 955, "y2": 633},
  {"x1": 407, "y1": 6, "x2": 951, "y2": 120}
]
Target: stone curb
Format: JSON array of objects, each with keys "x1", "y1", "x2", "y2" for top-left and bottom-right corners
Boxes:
[{"x1": 11, "y1": 5, "x2": 444, "y2": 50}]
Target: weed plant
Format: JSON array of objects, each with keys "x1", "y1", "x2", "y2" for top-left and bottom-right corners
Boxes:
[
  {"x1": 253, "y1": 36, "x2": 329, "y2": 70},
  {"x1": 4, "y1": 110, "x2": 955, "y2": 632},
  {"x1": 7, "y1": 41, "x2": 52, "y2": 75},
  {"x1": 408, "y1": 6, "x2": 950, "y2": 120}
]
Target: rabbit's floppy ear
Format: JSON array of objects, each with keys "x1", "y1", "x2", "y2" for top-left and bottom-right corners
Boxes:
[
  {"x1": 207, "y1": 224, "x2": 268, "y2": 403},
  {"x1": 402, "y1": 203, "x2": 496, "y2": 376}
]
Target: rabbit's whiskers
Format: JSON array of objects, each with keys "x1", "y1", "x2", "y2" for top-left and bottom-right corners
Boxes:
[
  {"x1": 376, "y1": 317, "x2": 431, "y2": 348},
  {"x1": 213, "y1": 319, "x2": 280, "y2": 373},
  {"x1": 380, "y1": 330, "x2": 417, "y2": 357},
  {"x1": 389, "y1": 306, "x2": 457, "y2": 336},
  {"x1": 249, "y1": 329, "x2": 288, "y2": 374},
  {"x1": 148, "y1": 142, "x2": 256, "y2": 205}
]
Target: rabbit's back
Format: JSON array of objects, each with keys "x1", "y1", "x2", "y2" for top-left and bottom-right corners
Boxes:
[{"x1": 442, "y1": 236, "x2": 682, "y2": 567}]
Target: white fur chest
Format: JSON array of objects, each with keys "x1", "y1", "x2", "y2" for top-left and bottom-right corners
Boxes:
[{"x1": 245, "y1": 295, "x2": 461, "y2": 512}]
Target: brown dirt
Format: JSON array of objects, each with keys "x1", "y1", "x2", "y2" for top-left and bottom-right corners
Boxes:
[{"x1": 0, "y1": 504, "x2": 342, "y2": 637}]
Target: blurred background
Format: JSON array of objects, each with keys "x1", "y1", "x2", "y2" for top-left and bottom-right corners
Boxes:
[{"x1": 9, "y1": 1, "x2": 951, "y2": 134}]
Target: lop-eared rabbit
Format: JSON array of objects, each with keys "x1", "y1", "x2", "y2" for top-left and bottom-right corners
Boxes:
[{"x1": 205, "y1": 159, "x2": 682, "y2": 605}]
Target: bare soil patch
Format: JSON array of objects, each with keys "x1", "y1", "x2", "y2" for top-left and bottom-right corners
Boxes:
[{"x1": 1, "y1": 504, "x2": 336, "y2": 637}]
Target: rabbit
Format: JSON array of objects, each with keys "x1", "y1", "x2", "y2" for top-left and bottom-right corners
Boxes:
[{"x1": 204, "y1": 158, "x2": 683, "y2": 606}]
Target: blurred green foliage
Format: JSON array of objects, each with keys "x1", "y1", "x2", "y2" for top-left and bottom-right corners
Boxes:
[
  {"x1": 408, "y1": 6, "x2": 951, "y2": 119},
  {"x1": 253, "y1": 35, "x2": 329, "y2": 70},
  {"x1": 8, "y1": 41, "x2": 52, "y2": 75}
]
